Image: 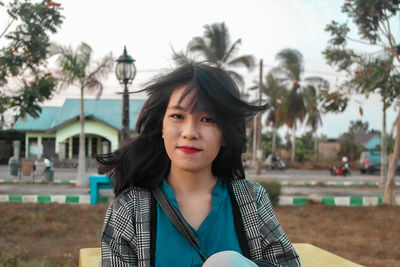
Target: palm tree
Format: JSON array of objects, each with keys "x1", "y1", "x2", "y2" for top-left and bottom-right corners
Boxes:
[
  {"x1": 273, "y1": 48, "x2": 327, "y2": 163},
  {"x1": 303, "y1": 78, "x2": 329, "y2": 161},
  {"x1": 174, "y1": 22, "x2": 255, "y2": 90},
  {"x1": 260, "y1": 73, "x2": 287, "y2": 154},
  {"x1": 53, "y1": 42, "x2": 113, "y2": 186}
]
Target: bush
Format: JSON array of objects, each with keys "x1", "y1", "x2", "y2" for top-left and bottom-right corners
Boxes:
[{"x1": 255, "y1": 180, "x2": 281, "y2": 207}]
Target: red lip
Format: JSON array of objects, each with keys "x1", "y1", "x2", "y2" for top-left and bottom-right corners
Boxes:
[{"x1": 178, "y1": 146, "x2": 201, "y2": 154}]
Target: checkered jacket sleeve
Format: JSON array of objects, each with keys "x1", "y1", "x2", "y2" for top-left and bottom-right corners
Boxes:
[
  {"x1": 101, "y1": 188, "x2": 152, "y2": 267},
  {"x1": 232, "y1": 180, "x2": 301, "y2": 266}
]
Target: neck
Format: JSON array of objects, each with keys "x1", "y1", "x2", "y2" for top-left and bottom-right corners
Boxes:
[{"x1": 167, "y1": 165, "x2": 217, "y2": 195}]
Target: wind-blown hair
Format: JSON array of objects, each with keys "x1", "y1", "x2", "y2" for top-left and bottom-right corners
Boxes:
[{"x1": 97, "y1": 63, "x2": 267, "y2": 196}]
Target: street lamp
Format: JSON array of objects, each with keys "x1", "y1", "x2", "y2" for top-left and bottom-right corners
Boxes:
[{"x1": 115, "y1": 46, "x2": 136, "y2": 145}]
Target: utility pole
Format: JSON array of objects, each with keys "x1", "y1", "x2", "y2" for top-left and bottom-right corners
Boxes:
[
  {"x1": 253, "y1": 117, "x2": 257, "y2": 164},
  {"x1": 256, "y1": 59, "x2": 263, "y2": 175}
]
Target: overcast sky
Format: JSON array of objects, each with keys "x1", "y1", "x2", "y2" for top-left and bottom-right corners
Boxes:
[{"x1": 2, "y1": 0, "x2": 399, "y2": 138}]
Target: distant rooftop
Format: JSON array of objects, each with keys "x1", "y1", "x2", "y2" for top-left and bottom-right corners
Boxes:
[{"x1": 14, "y1": 98, "x2": 146, "y2": 132}]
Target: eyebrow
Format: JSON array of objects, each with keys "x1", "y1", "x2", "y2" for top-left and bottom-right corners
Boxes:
[
  {"x1": 167, "y1": 104, "x2": 216, "y2": 115},
  {"x1": 167, "y1": 105, "x2": 186, "y2": 111}
]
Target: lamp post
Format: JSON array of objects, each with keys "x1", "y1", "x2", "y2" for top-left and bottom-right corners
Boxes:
[{"x1": 115, "y1": 46, "x2": 136, "y2": 145}]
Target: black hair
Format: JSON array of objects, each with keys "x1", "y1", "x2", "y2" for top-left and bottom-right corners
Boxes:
[{"x1": 97, "y1": 63, "x2": 267, "y2": 196}]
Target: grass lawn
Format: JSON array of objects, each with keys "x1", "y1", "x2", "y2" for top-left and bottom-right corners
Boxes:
[{"x1": 0, "y1": 203, "x2": 399, "y2": 267}]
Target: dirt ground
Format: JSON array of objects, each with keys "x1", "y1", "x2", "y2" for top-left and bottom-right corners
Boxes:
[{"x1": 0, "y1": 203, "x2": 399, "y2": 267}]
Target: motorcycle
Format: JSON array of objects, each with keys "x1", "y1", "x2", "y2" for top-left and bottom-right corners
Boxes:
[
  {"x1": 265, "y1": 155, "x2": 286, "y2": 170},
  {"x1": 329, "y1": 165, "x2": 351, "y2": 176}
]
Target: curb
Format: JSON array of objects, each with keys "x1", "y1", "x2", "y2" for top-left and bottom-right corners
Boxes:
[
  {"x1": 2, "y1": 180, "x2": 399, "y2": 187},
  {"x1": 0, "y1": 179, "x2": 77, "y2": 184},
  {"x1": 0, "y1": 194, "x2": 110, "y2": 204},
  {"x1": 1, "y1": 194, "x2": 399, "y2": 206},
  {"x1": 279, "y1": 196, "x2": 400, "y2": 206},
  {"x1": 279, "y1": 181, "x2": 400, "y2": 186}
]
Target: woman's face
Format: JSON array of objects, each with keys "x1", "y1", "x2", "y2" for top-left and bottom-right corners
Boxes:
[{"x1": 162, "y1": 86, "x2": 223, "y2": 174}]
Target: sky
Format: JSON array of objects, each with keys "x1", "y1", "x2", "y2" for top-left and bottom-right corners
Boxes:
[{"x1": 1, "y1": 0, "x2": 399, "y2": 138}]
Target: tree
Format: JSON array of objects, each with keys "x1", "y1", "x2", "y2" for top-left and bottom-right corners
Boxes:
[
  {"x1": 304, "y1": 85, "x2": 322, "y2": 161},
  {"x1": 53, "y1": 42, "x2": 113, "y2": 186},
  {"x1": 261, "y1": 131, "x2": 283, "y2": 158},
  {"x1": 262, "y1": 74, "x2": 287, "y2": 154},
  {"x1": 349, "y1": 120, "x2": 370, "y2": 134},
  {"x1": 323, "y1": 0, "x2": 400, "y2": 205},
  {"x1": 273, "y1": 48, "x2": 328, "y2": 163},
  {"x1": 0, "y1": 0, "x2": 63, "y2": 126},
  {"x1": 339, "y1": 120, "x2": 370, "y2": 161},
  {"x1": 175, "y1": 22, "x2": 255, "y2": 89},
  {"x1": 296, "y1": 132, "x2": 315, "y2": 163},
  {"x1": 249, "y1": 72, "x2": 286, "y2": 154}
]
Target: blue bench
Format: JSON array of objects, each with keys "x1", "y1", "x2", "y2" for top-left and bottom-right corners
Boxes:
[{"x1": 89, "y1": 175, "x2": 113, "y2": 205}]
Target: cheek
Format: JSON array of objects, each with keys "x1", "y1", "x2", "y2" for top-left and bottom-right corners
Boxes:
[
  {"x1": 209, "y1": 129, "x2": 224, "y2": 149},
  {"x1": 161, "y1": 124, "x2": 178, "y2": 147}
]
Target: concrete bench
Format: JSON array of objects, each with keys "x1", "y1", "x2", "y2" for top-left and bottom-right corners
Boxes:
[
  {"x1": 89, "y1": 175, "x2": 112, "y2": 205},
  {"x1": 79, "y1": 243, "x2": 364, "y2": 266}
]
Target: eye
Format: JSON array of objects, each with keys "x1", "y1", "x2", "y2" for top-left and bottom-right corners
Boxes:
[
  {"x1": 170, "y1": 113, "x2": 184, "y2": 120},
  {"x1": 201, "y1": 117, "x2": 216, "y2": 123}
]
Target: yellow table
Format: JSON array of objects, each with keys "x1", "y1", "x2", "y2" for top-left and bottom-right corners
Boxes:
[
  {"x1": 79, "y1": 248, "x2": 101, "y2": 267},
  {"x1": 293, "y1": 243, "x2": 363, "y2": 267},
  {"x1": 80, "y1": 243, "x2": 364, "y2": 267}
]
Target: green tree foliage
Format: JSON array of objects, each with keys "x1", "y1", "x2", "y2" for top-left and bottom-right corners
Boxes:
[
  {"x1": 349, "y1": 120, "x2": 370, "y2": 134},
  {"x1": 261, "y1": 131, "x2": 282, "y2": 157},
  {"x1": 339, "y1": 120, "x2": 371, "y2": 161},
  {"x1": 295, "y1": 132, "x2": 314, "y2": 163},
  {"x1": 52, "y1": 42, "x2": 113, "y2": 186},
  {"x1": 323, "y1": 0, "x2": 400, "y2": 204},
  {"x1": 250, "y1": 72, "x2": 287, "y2": 154},
  {"x1": 173, "y1": 22, "x2": 255, "y2": 88},
  {"x1": 272, "y1": 48, "x2": 329, "y2": 163},
  {"x1": 0, "y1": 0, "x2": 63, "y2": 122}
]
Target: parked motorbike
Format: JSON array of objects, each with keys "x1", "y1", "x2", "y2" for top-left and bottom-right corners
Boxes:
[
  {"x1": 265, "y1": 154, "x2": 286, "y2": 170},
  {"x1": 329, "y1": 165, "x2": 351, "y2": 176}
]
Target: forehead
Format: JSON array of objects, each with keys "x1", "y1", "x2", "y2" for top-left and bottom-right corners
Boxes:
[
  {"x1": 167, "y1": 85, "x2": 216, "y2": 115},
  {"x1": 168, "y1": 86, "x2": 194, "y2": 106}
]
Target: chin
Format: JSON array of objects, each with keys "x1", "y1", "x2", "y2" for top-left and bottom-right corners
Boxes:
[{"x1": 173, "y1": 162, "x2": 211, "y2": 173}]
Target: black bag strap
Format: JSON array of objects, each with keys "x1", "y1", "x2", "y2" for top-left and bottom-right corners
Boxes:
[{"x1": 151, "y1": 187, "x2": 207, "y2": 262}]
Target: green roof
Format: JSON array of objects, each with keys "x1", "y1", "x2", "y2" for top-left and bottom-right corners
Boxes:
[{"x1": 14, "y1": 98, "x2": 146, "y2": 132}]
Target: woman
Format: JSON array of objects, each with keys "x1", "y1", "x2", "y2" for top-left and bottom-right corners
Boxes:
[{"x1": 98, "y1": 63, "x2": 300, "y2": 267}]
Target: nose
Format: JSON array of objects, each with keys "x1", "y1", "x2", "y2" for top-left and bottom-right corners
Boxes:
[{"x1": 181, "y1": 119, "x2": 200, "y2": 140}]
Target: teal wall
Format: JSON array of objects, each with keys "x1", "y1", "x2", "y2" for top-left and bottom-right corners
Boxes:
[{"x1": 365, "y1": 136, "x2": 381, "y2": 150}]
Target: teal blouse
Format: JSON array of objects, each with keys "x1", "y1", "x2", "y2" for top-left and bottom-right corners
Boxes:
[{"x1": 155, "y1": 179, "x2": 242, "y2": 267}]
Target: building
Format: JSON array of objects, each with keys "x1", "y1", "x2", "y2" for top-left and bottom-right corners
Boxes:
[
  {"x1": 318, "y1": 132, "x2": 381, "y2": 161},
  {"x1": 13, "y1": 98, "x2": 145, "y2": 160}
]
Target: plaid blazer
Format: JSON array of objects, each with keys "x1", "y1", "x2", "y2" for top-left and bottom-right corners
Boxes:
[{"x1": 101, "y1": 179, "x2": 301, "y2": 266}]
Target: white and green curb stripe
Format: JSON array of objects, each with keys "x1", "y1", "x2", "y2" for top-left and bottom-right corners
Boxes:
[
  {"x1": 279, "y1": 181, "x2": 400, "y2": 186},
  {"x1": 279, "y1": 196, "x2": 400, "y2": 206},
  {"x1": 1, "y1": 194, "x2": 398, "y2": 206},
  {"x1": 0, "y1": 179, "x2": 77, "y2": 184},
  {"x1": 3, "y1": 179, "x2": 398, "y2": 186},
  {"x1": 0, "y1": 194, "x2": 110, "y2": 204}
]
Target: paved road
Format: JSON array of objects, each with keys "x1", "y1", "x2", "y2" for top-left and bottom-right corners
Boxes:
[
  {"x1": 1, "y1": 165, "x2": 397, "y2": 183},
  {"x1": 282, "y1": 187, "x2": 400, "y2": 197},
  {"x1": 0, "y1": 183, "x2": 90, "y2": 194},
  {"x1": 246, "y1": 169, "x2": 400, "y2": 182},
  {"x1": 0, "y1": 165, "x2": 398, "y2": 197},
  {"x1": 0, "y1": 165, "x2": 98, "y2": 182}
]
